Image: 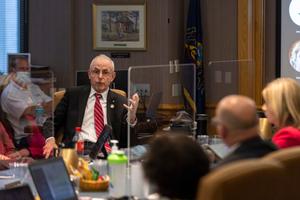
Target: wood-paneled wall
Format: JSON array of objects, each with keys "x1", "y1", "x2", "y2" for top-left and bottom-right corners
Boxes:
[{"x1": 29, "y1": 0, "x2": 74, "y2": 87}]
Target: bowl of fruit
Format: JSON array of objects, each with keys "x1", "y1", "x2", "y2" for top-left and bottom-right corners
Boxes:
[
  {"x1": 79, "y1": 174, "x2": 109, "y2": 191},
  {"x1": 72, "y1": 158, "x2": 110, "y2": 191}
]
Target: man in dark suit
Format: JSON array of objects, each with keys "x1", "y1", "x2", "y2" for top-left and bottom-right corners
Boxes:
[
  {"x1": 43, "y1": 54, "x2": 139, "y2": 157},
  {"x1": 212, "y1": 95, "x2": 276, "y2": 167}
]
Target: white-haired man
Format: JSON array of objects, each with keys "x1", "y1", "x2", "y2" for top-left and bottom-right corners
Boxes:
[{"x1": 43, "y1": 54, "x2": 139, "y2": 157}]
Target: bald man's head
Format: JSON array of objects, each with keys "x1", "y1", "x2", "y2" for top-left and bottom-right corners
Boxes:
[
  {"x1": 214, "y1": 95, "x2": 259, "y2": 146},
  {"x1": 216, "y1": 95, "x2": 258, "y2": 130}
]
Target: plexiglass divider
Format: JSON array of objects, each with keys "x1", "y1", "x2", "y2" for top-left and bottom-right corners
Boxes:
[
  {"x1": 126, "y1": 64, "x2": 196, "y2": 197},
  {"x1": 206, "y1": 59, "x2": 254, "y2": 135},
  {"x1": 0, "y1": 70, "x2": 54, "y2": 195},
  {"x1": 30, "y1": 70, "x2": 55, "y2": 133},
  {"x1": 0, "y1": 70, "x2": 55, "y2": 133}
]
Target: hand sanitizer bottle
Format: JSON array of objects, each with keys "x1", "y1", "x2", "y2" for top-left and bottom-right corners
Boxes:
[{"x1": 108, "y1": 140, "x2": 128, "y2": 198}]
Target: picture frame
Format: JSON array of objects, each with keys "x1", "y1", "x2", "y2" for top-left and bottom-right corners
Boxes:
[{"x1": 92, "y1": 0, "x2": 147, "y2": 51}]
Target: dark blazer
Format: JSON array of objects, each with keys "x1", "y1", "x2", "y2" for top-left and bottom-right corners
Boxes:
[
  {"x1": 216, "y1": 136, "x2": 277, "y2": 167},
  {"x1": 48, "y1": 85, "x2": 136, "y2": 148}
]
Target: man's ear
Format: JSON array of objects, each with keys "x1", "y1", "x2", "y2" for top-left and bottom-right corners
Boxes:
[
  {"x1": 111, "y1": 71, "x2": 116, "y2": 81},
  {"x1": 88, "y1": 69, "x2": 92, "y2": 80},
  {"x1": 219, "y1": 124, "x2": 228, "y2": 140}
]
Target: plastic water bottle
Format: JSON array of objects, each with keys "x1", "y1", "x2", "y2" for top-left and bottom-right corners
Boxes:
[
  {"x1": 35, "y1": 105, "x2": 44, "y2": 126},
  {"x1": 73, "y1": 127, "x2": 84, "y2": 156},
  {"x1": 108, "y1": 140, "x2": 128, "y2": 198}
]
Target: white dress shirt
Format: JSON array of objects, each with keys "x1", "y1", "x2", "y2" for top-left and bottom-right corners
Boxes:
[
  {"x1": 1, "y1": 80, "x2": 52, "y2": 141},
  {"x1": 81, "y1": 87, "x2": 109, "y2": 143}
]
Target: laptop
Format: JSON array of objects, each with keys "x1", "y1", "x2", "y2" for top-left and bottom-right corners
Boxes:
[
  {"x1": 145, "y1": 92, "x2": 162, "y2": 119},
  {"x1": 29, "y1": 157, "x2": 78, "y2": 200},
  {"x1": 0, "y1": 184, "x2": 35, "y2": 200}
]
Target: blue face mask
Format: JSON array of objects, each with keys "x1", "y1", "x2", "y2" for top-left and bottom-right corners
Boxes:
[{"x1": 16, "y1": 71, "x2": 31, "y2": 85}]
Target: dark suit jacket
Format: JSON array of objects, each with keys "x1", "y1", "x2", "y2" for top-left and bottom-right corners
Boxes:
[
  {"x1": 47, "y1": 85, "x2": 136, "y2": 148},
  {"x1": 216, "y1": 136, "x2": 277, "y2": 167}
]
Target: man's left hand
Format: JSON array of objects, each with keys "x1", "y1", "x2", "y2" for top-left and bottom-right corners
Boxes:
[
  {"x1": 123, "y1": 93, "x2": 139, "y2": 124},
  {"x1": 43, "y1": 137, "x2": 57, "y2": 158}
]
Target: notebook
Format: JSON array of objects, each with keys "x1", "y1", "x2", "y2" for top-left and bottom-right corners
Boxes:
[
  {"x1": 207, "y1": 143, "x2": 231, "y2": 159},
  {"x1": 0, "y1": 184, "x2": 35, "y2": 200},
  {"x1": 29, "y1": 157, "x2": 77, "y2": 200}
]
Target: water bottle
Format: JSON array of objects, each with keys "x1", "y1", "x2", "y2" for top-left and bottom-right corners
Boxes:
[
  {"x1": 108, "y1": 140, "x2": 128, "y2": 198},
  {"x1": 73, "y1": 127, "x2": 84, "y2": 156},
  {"x1": 35, "y1": 105, "x2": 44, "y2": 126}
]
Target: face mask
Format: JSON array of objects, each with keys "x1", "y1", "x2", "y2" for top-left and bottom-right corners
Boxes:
[{"x1": 16, "y1": 71, "x2": 31, "y2": 85}]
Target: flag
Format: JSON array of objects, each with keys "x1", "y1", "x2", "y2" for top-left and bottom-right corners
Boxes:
[{"x1": 184, "y1": 0, "x2": 205, "y2": 114}]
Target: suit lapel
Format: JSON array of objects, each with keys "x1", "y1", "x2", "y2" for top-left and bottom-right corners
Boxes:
[
  {"x1": 106, "y1": 90, "x2": 116, "y2": 126},
  {"x1": 78, "y1": 86, "x2": 91, "y2": 126}
]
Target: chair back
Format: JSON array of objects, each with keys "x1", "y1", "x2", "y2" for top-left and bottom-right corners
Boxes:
[
  {"x1": 54, "y1": 90, "x2": 66, "y2": 108},
  {"x1": 263, "y1": 146, "x2": 300, "y2": 200},
  {"x1": 197, "y1": 159, "x2": 285, "y2": 200},
  {"x1": 111, "y1": 88, "x2": 126, "y2": 97}
]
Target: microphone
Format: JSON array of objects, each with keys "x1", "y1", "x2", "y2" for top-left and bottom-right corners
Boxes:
[{"x1": 89, "y1": 125, "x2": 112, "y2": 160}]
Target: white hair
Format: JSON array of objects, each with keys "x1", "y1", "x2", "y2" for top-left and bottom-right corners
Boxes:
[{"x1": 90, "y1": 54, "x2": 115, "y2": 71}]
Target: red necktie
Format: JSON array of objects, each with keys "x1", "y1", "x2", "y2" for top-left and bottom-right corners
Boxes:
[{"x1": 94, "y1": 93, "x2": 111, "y2": 152}]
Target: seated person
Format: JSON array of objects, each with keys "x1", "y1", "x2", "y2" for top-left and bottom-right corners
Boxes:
[
  {"x1": 1, "y1": 56, "x2": 52, "y2": 158},
  {"x1": 213, "y1": 95, "x2": 277, "y2": 167},
  {"x1": 43, "y1": 54, "x2": 139, "y2": 158},
  {"x1": 0, "y1": 119, "x2": 33, "y2": 164},
  {"x1": 262, "y1": 77, "x2": 300, "y2": 149},
  {"x1": 0, "y1": 121, "x2": 29, "y2": 160},
  {"x1": 142, "y1": 134, "x2": 210, "y2": 200}
]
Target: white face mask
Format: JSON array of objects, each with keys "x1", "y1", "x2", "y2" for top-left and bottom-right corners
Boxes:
[{"x1": 16, "y1": 71, "x2": 31, "y2": 85}]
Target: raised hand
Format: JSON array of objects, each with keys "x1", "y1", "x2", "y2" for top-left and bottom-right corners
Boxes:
[{"x1": 123, "y1": 93, "x2": 139, "y2": 124}]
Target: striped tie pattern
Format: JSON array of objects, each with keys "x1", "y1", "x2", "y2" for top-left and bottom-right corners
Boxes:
[{"x1": 94, "y1": 93, "x2": 111, "y2": 152}]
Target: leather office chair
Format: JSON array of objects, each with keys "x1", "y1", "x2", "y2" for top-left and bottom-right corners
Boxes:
[
  {"x1": 111, "y1": 88, "x2": 126, "y2": 97},
  {"x1": 197, "y1": 159, "x2": 285, "y2": 200},
  {"x1": 53, "y1": 90, "x2": 66, "y2": 108},
  {"x1": 263, "y1": 147, "x2": 300, "y2": 200}
]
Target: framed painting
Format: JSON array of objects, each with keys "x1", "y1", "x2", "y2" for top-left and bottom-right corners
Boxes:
[{"x1": 93, "y1": 0, "x2": 147, "y2": 51}]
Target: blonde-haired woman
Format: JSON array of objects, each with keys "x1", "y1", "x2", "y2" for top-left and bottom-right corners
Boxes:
[{"x1": 262, "y1": 77, "x2": 300, "y2": 149}]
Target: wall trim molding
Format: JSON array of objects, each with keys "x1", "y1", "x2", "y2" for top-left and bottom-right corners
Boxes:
[{"x1": 238, "y1": 0, "x2": 265, "y2": 106}]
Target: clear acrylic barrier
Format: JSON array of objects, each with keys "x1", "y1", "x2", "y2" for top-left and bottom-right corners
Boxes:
[
  {"x1": 0, "y1": 70, "x2": 55, "y2": 156},
  {"x1": 30, "y1": 70, "x2": 55, "y2": 131},
  {"x1": 126, "y1": 64, "x2": 196, "y2": 197},
  {"x1": 206, "y1": 59, "x2": 255, "y2": 134},
  {"x1": 0, "y1": 70, "x2": 54, "y2": 195}
]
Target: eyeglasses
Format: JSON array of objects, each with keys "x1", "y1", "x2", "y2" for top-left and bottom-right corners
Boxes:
[{"x1": 90, "y1": 69, "x2": 113, "y2": 77}]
